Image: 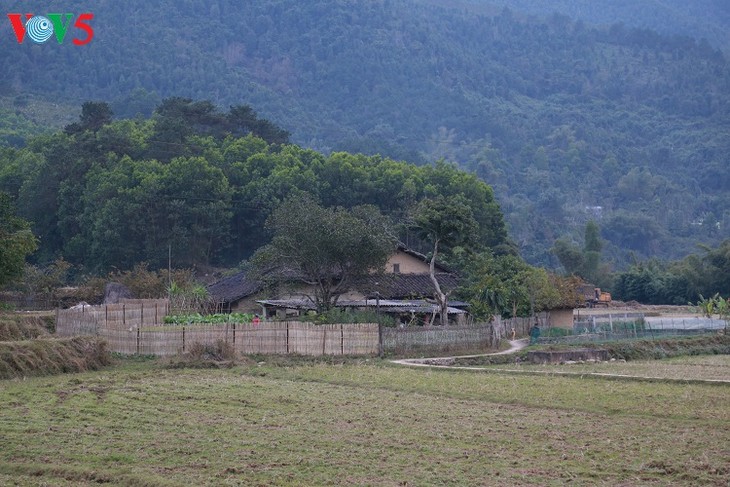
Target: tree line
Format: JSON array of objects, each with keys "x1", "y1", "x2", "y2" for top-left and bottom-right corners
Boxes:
[
  {"x1": 554, "y1": 221, "x2": 730, "y2": 305},
  {"x1": 0, "y1": 99, "x2": 509, "y2": 275},
  {"x1": 2, "y1": 96, "x2": 728, "y2": 314}
]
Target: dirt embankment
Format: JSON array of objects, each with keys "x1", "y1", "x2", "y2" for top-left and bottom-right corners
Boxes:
[{"x1": 0, "y1": 313, "x2": 111, "y2": 380}]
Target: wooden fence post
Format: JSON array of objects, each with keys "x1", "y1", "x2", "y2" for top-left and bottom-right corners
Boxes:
[
  {"x1": 232, "y1": 322, "x2": 236, "y2": 346},
  {"x1": 136, "y1": 328, "x2": 140, "y2": 355},
  {"x1": 378, "y1": 323, "x2": 384, "y2": 357},
  {"x1": 182, "y1": 326, "x2": 186, "y2": 352},
  {"x1": 123, "y1": 304, "x2": 126, "y2": 328},
  {"x1": 286, "y1": 322, "x2": 290, "y2": 355},
  {"x1": 340, "y1": 324, "x2": 344, "y2": 355}
]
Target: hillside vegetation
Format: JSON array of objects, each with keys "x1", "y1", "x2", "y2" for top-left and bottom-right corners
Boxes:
[
  {"x1": 0, "y1": 100, "x2": 509, "y2": 273},
  {"x1": 460, "y1": 0, "x2": 730, "y2": 50},
  {"x1": 1, "y1": 0, "x2": 728, "y2": 266}
]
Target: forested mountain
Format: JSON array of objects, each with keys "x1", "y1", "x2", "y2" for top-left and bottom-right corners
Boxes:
[
  {"x1": 1, "y1": 0, "x2": 728, "y2": 269},
  {"x1": 457, "y1": 0, "x2": 730, "y2": 51}
]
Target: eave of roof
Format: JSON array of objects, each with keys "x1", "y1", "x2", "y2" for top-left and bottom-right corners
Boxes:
[{"x1": 256, "y1": 298, "x2": 466, "y2": 314}]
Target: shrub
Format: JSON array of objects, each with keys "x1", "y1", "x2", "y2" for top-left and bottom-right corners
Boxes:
[
  {"x1": 314, "y1": 308, "x2": 396, "y2": 327},
  {"x1": 166, "y1": 340, "x2": 238, "y2": 369}
]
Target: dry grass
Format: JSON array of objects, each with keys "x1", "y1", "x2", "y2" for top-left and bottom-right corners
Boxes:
[
  {"x1": 0, "y1": 336, "x2": 111, "y2": 379},
  {"x1": 477, "y1": 354, "x2": 730, "y2": 381},
  {"x1": 0, "y1": 357, "x2": 728, "y2": 486},
  {"x1": 0, "y1": 315, "x2": 52, "y2": 341}
]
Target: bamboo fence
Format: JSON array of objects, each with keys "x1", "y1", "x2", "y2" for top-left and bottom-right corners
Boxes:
[
  {"x1": 56, "y1": 299, "x2": 170, "y2": 337},
  {"x1": 56, "y1": 301, "x2": 379, "y2": 356},
  {"x1": 382, "y1": 323, "x2": 497, "y2": 355},
  {"x1": 57, "y1": 300, "x2": 498, "y2": 357}
]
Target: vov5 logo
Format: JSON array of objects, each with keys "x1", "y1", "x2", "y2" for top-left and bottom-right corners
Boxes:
[{"x1": 7, "y1": 13, "x2": 94, "y2": 45}]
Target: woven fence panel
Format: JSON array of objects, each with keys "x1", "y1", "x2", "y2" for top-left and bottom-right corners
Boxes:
[
  {"x1": 183, "y1": 326, "x2": 230, "y2": 350},
  {"x1": 103, "y1": 304, "x2": 128, "y2": 329},
  {"x1": 382, "y1": 324, "x2": 494, "y2": 354},
  {"x1": 139, "y1": 329, "x2": 184, "y2": 356},
  {"x1": 342, "y1": 323, "x2": 379, "y2": 355},
  {"x1": 287, "y1": 322, "x2": 326, "y2": 355},
  {"x1": 55, "y1": 304, "x2": 381, "y2": 356},
  {"x1": 99, "y1": 328, "x2": 139, "y2": 355},
  {"x1": 56, "y1": 308, "x2": 100, "y2": 336},
  {"x1": 120, "y1": 299, "x2": 169, "y2": 325},
  {"x1": 323, "y1": 324, "x2": 344, "y2": 355},
  {"x1": 234, "y1": 322, "x2": 288, "y2": 355}
]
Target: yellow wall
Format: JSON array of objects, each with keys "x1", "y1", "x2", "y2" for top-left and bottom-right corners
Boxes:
[{"x1": 385, "y1": 250, "x2": 431, "y2": 274}]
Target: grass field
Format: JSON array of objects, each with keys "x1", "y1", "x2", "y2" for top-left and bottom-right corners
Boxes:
[
  {"x1": 474, "y1": 355, "x2": 730, "y2": 381},
  {"x1": 1, "y1": 357, "x2": 728, "y2": 486}
]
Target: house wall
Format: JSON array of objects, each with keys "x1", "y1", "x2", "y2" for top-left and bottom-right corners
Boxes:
[
  {"x1": 230, "y1": 295, "x2": 264, "y2": 314},
  {"x1": 548, "y1": 308, "x2": 574, "y2": 329},
  {"x1": 385, "y1": 251, "x2": 431, "y2": 274}
]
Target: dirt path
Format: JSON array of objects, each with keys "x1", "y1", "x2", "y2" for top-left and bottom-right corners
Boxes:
[
  {"x1": 391, "y1": 338, "x2": 528, "y2": 367},
  {"x1": 390, "y1": 339, "x2": 730, "y2": 384}
]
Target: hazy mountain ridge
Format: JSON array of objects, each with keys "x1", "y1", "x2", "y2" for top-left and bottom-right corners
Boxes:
[{"x1": 453, "y1": 0, "x2": 730, "y2": 52}]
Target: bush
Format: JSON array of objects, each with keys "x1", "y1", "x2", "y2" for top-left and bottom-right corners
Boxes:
[
  {"x1": 314, "y1": 308, "x2": 396, "y2": 327},
  {"x1": 163, "y1": 312, "x2": 253, "y2": 325},
  {"x1": 166, "y1": 340, "x2": 238, "y2": 369}
]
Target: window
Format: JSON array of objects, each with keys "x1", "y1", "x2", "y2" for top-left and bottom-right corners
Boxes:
[{"x1": 392, "y1": 263, "x2": 400, "y2": 274}]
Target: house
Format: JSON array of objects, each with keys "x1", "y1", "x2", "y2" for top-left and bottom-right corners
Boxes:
[
  {"x1": 207, "y1": 245, "x2": 463, "y2": 322},
  {"x1": 206, "y1": 271, "x2": 264, "y2": 313}
]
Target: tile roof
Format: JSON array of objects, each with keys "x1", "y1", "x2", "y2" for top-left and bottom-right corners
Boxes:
[
  {"x1": 356, "y1": 273, "x2": 459, "y2": 299},
  {"x1": 207, "y1": 272, "x2": 262, "y2": 303}
]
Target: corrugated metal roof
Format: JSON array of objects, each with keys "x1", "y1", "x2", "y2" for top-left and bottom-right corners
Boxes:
[{"x1": 256, "y1": 298, "x2": 467, "y2": 314}]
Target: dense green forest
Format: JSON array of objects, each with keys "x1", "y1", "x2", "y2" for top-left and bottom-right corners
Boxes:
[
  {"x1": 1, "y1": 0, "x2": 728, "y2": 269},
  {"x1": 0, "y1": 100, "x2": 509, "y2": 275},
  {"x1": 457, "y1": 0, "x2": 730, "y2": 51}
]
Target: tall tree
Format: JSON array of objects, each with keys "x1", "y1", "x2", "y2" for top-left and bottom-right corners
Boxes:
[
  {"x1": 65, "y1": 101, "x2": 113, "y2": 135},
  {"x1": 582, "y1": 220, "x2": 604, "y2": 284},
  {"x1": 252, "y1": 194, "x2": 397, "y2": 312},
  {"x1": 412, "y1": 194, "x2": 478, "y2": 325},
  {"x1": 0, "y1": 192, "x2": 37, "y2": 288}
]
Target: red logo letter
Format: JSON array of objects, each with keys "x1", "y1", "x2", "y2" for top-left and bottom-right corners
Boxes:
[
  {"x1": 73, "y1": 13, "x2": 94, "y2": 45},
  {"x1": 7, "y1": 14, "x2": 33, "y2": 44}
]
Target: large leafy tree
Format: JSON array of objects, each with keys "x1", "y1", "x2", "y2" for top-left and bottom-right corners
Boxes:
[
  {"x1": 455, "y1": 249, "x2": 583, "y2": 320},
  {"x1": 252, "y1": 194, "x2": 397, "y2": 312},
  {"x1": 0, "y1": 192, "x2": 37, "y2": 288},
  {"x1": 552, "y1": 220, "x2": 609, "y2": 287},
  {"x1": 64, "y1": 101, "x2": 114, "y2": 135},
  {"x1": 412, "y1": 194, "x2": 478, "y2": 325}
]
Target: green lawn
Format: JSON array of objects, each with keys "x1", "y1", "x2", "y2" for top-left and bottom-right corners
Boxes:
[{"x1": 0, "y1": 357, "x2": 728, "y2": 486}]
